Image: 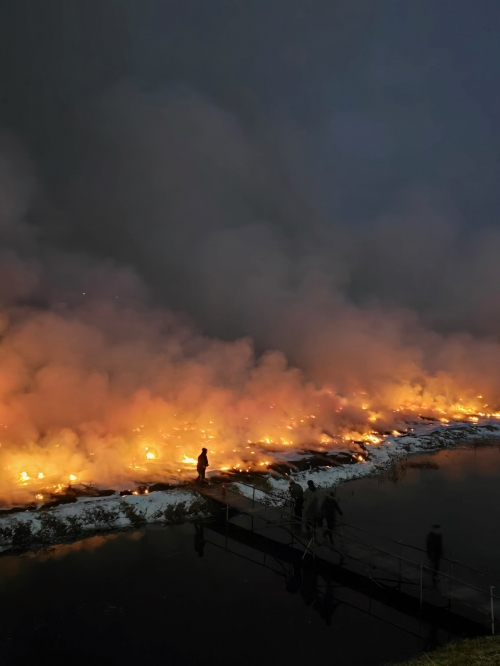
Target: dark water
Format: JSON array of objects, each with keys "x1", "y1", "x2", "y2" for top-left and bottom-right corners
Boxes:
[
  {"x1": 0, "y1": 525, "x2": 426, "y2": 666},
  {"x1": 1, "y1": 446, "x2": 498, "y2": 666},
  {"x1": 336, "y1": 446, "x2": 500, "y2": 580}
]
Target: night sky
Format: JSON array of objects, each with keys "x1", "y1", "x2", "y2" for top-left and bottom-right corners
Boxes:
[{"x1": 1, "y1": 1, "x2": 500, "y2": 375}]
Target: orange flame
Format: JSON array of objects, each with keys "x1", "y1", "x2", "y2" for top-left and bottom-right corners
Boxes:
[{"x1": 0, "y1": 306, "x2": 498, "y2": 504}]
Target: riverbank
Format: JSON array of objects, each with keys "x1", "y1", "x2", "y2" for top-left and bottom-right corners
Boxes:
[
  {"x1": 391, "y1": 636, "x2": 500, "y2": 665},
  {"x1": 0, "y1": 488, "x2": 207, "y2": 553},
  {"x1": 234, "y1": 420, "x2": 500, "y2": 501},
  {"x1": 1, "y1": 420, "x2": 499, "y2": 553}
]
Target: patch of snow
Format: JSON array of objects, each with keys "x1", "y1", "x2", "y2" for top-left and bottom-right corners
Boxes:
[{"x1": 0, "y1": 488, "x2": 205, "y2": 553}]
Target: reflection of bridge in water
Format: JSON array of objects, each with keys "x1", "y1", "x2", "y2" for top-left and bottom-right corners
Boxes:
[{"x1": 194, "y1": 482, "x2": 500, "y2": 638}]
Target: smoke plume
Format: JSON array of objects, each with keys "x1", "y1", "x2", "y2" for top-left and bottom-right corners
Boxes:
[{"x1": 1, "y1": 4, "x2": 500, "y2": 501}]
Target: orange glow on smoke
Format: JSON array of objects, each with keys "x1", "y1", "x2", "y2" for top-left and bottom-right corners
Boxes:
[
  {"x1": 0, "y1": 387, "x2": 498, "y2": 503},
  {"x1": 0, "y1": 306, "x2": 499, "y2": 504}
]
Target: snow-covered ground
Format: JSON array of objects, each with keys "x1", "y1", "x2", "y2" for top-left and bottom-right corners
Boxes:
[
  {"x1": 0, "y1": 488, "x2": 205, "y2": 553},
  {"x1": 1, "y1": 420, "x2": 498, "y2": 553},
  {"x1": 233, "y1": 420, "x2": 500, "y2": 501}
]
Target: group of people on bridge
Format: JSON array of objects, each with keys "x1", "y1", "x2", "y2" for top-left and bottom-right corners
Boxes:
[
  {"x1": 195, "y1": 448, "x2": 443, "y2": 581},
  {"x1": 289, "y1": 479, "x2": 343, "y2": 545}
]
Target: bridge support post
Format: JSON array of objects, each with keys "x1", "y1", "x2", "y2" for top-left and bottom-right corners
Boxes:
[
  {"x1": 398, "y1": 546, "x2": 402, "y2": 588},
  {"x1": 449, "y1": 549, "x2": 453, "y2": 595},
  {"x1": 491, "y1": 586, "x2": 495, "y2": 635},
  {"x1": 225, "y1": 498, "x2": 228, "y2": 550},
  {"x1": 420, "y1": 565, "x2": 423, "y2": 610},
  {"x1": 251, "y1": 488, "x2": 255, "y2": 531}
]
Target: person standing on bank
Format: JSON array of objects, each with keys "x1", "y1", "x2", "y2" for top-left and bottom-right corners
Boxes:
[
  {"x1": 289, "y1": 480, "x2": 304, "y2": 524},
  {"x1": 197, "y1": 448, "x2": 209, "y2": 483},
  {"x1": 426, "y1": 524, "x2": 443, "y2": 584},
  {"x1": 321, "y1": 491, "x2": 343, "y2": 545}
]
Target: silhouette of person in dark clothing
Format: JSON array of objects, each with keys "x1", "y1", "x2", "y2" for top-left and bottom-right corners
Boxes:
[
  {"x1": 426, "y1": 524, "x2": 443, "y2": 584},
  {"x1": 303, "y1": 480, "x2": 320, "y2": 534},
  {"x1": 315, "y1": 577, "x2": 340, "y2": 626},
  {"x1": 321, "y1": 491, "x2": 343, "y2": 545},
  {"x1": 197, "y1": 448, "x2": 209, "y2": 482},
  {"x1": 194, "y1": 522, "x2": 206, "y2": 557},
  {"x1": 425, "y1": 622, "x2": 440, "y2": 653},
  {"x1": 289, "y1": 480, "x2": 304, "y2": 523}
]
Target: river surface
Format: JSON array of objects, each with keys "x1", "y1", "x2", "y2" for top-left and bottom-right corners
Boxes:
[
  {"x1": 335, "y1": 445, "x2": 500, "y2": 580},
  {"x1": 0, "y1": 446, "x2": 499, "y2": 665}
]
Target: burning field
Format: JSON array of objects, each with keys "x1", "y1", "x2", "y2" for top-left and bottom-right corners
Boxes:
[
  {"x1": 0, "y1": 415, "x2": 498, "y2": 554},
  {"x1": 1, "y1": 299, "x2": 500, "y2": 509}
]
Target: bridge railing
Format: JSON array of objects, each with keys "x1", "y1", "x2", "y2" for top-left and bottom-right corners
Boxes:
[
  {"x1": 231, "y1": 480, "x2": 500, "y2": 584},
  {"x1": 225, "y1": 479, "x2": 500, "y2": 632},
  {"x1": 354, "y1": 535, "x2": 500, "y2": 632},
  {"x1": 338, "y1": 519, "x2": 490, "y2": 578}
]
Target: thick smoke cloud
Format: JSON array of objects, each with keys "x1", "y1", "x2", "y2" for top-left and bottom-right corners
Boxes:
[
  {"x1": 0, "y1": 1, "x2": 499, "y2": 500},
  {"x1": 59, "y1": 85, "x2": 500, "y2": 375}
]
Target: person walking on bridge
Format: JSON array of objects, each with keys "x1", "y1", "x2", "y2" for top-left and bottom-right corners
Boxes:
[
  {"x1": 197, "y1": 448, "x2": 209, "y2": 483},
  {"x1": 426, "y1": 524, "x2": 443, "y2": 584},
  {"x1": 321, "y1": 491, "x2": 343, "y2": 545},
  {"x1": 303, "y1": 480, "x2": 321, "y2": 534},
  {"x1": 289, "y1": 480, "x2": 304, "y2": 525}
]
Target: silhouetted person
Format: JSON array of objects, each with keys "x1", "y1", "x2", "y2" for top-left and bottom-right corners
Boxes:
[
  {"x1": 194, "y1": 522, "x2": 206, "y2": 557},
  {"x1": 426, "y1": 524, "x2": 443, "y2": 584},
  {"x1": 289, "y1": 480, "x2": 304, "y2": 524},
  {"x1": 425, "y1": 622, "x2": 440, "y2": 653},
  {"x1": 316, "y1": 577, "x2": 340, "y2": 626},
  {"x1": 303, "y1": 480, "x2": 320, "y2": 534},
  {"x1": 197, "y1": 448, "x2": 209, "y2": 482},
  {"x1": 321, "y1": 491, "x2": 343, "y2": 545}
]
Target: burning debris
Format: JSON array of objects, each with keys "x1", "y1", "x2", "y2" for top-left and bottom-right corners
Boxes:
[
  {"x1": 1, "y1": 408, "x2": 499, "y2": 506},
  {"x1": 0, "y1": 300, "x2": 500, "y2": 506}
]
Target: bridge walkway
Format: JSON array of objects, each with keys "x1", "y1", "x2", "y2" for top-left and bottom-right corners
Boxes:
[{"x1": 194, "y1": 480, "x2": 500, "y2": 634}]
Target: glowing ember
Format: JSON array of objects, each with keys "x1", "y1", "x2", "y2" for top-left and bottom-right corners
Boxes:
[{"x1": 69, "y1": 474, "x2": 77, "y2": 482}]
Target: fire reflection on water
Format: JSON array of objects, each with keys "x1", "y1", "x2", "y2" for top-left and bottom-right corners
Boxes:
[{"x1": 0, "y1": 531, "x2": 146, "y2": 584}]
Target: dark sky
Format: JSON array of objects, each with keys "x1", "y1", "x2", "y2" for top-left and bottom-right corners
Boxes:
[
  {"x1": 1, "y1": 0, "x2": 500, "y2": 354},
  {"x1": 2, "y1": 1, "x2": 499, "y2": 216}
]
